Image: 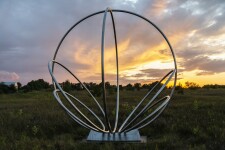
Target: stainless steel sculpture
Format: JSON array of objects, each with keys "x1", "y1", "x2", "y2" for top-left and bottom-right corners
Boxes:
[{"x1": 48, "y1": 8, "x2": 177, "y2": 142}]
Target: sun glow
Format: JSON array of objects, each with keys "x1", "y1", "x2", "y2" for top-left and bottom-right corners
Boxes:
[{"x1": 120, "y1": 61, "x2": 174, "y2": 79}]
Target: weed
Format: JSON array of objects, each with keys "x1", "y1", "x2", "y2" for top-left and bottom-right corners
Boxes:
[
  {"x1": 0, "y1": 89, "x2": 224, "y2": 149},
  {"x1": 32, "y1": 125, "x2": 39, "y2": 136}
]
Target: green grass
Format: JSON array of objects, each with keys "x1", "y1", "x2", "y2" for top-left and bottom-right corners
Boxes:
[{"x1": 0, "y1": 89, "x2": 225, "y2": 150}]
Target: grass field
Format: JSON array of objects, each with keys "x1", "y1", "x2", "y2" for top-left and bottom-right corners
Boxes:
[{"x1": 0, "y1": 88, "x2": 225, "y2": 150}]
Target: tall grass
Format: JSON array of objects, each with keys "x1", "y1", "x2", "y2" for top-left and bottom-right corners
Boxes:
[{"x1": 0, "y1": 89, "x2": 224, "y2": 149}]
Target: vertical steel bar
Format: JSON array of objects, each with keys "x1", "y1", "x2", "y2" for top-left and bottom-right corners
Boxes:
[
  {"x1": 108, "y1": 9, "x2": 120, "y2": 133},
  {"x1": 101, "y1": 8, "x2": 112, "y2": 132}
]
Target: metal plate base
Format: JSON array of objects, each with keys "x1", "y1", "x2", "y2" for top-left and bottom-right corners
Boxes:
[{"x1": 87, "y1": 129, "x2": 142, "y2": 142}]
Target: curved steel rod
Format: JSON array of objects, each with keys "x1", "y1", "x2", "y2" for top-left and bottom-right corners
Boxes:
[
  {"x1": 50, "y1": 60, "x2": 105, "y2": 116},
  {"x1": 54, "y1": 90, "x2": 110, "y2": 133},
  {"x1": 101, "y1": 8, "x2": 111, "y2": 132},
  {"x1": 126, "y1": 104, "x2": 169, "y2": 132},
  {"x1": 101, "y1": 8, "x2": 112, "y2": 133},
  {"x1": 120, "y1": 69, "x2": 176, "y2": 132},
  {"x1": 137, "y1": 103, "x2": 169, "y2": 131},
  {"x1": 53, "y1": 90, "x2": 101, "y2": 132},
  {"x1": 111, "y1": 10, "x2": 177, "y2": 132},
  {"x1": 51, "y1": 9, "x2": 177, "y2": 101},
  {"x1": 49, "y1": 61, "x2": 108, "y2": 132},
  {"x1": 118, "y1": 69, "x2": 175, "y2": 132},
  {"x1": 111, "y1": 9, "x2": 177, "y2": 99},
  {"x1": 109, "y1": 9, "x2": 120, "y2": 133},
  {"x1": 146, "y1": 96, "x2": 170, "y2": 114},
  {"x1": 101, "y1": 8, "x2": 120, "y2": 133},
  {"x1": 50, "y1": 8, "x2": 177, "y2": 133},
  {"x1": 124, "y1": 96, "x2": 170, "y2": 132},
  {"x1": 55, "y1": 89, "x2": 105, "y2": 130},
  {"x1": 52, "y1": 10, "x2": 105, "y2": 74},
  {"x1": 118, "y1": 70, "x2": 173, "y2": 132}
]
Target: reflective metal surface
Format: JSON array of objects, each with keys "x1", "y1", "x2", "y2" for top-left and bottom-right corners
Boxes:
[
  {"x1": 48, "y1": 7, "x2": 177, "y2": 141},
  {"x1": 87, "y1": 129, "x2": 141, "y2": 142}
]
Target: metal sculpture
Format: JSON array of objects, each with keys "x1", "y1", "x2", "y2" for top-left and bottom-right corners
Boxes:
[{"x1": 48, "y1": 8, "x2": 177, "y2": 142}]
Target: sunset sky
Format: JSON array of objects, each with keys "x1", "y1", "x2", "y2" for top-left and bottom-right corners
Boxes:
[{"x1": 1, "y1": 0, "x2": 225, "y2": 86}]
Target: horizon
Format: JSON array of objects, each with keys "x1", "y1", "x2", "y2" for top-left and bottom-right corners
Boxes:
[
  {"x1": 2, "y1": 78, "x2": 225, "y2": 88},
  {"x1": 1, "y1": 0, "x2": 225, "y2": 86}
]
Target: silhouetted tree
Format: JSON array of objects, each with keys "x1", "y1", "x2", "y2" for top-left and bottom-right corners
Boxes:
[
  {"x1": 202, "y1": 84, "x2": 225, "y2": 89},
  {"x1": 17, "y1": 82, "x2": 22, "y2": 90},
  {"x1": 175, "y1": 82, "x2": 184, "y2": 94},
  {"x1": 134, "y1": 83, "x2": 141, "y2": 91},
  {"x1": 125, "y1": 83, "x2": 134, "y2": 91},
  {"x1": 119, "y1": 85, "x2": 123, "y2": 91},
  {"x1": 105, "y1": 82, "x2": 111, "y2": 89},
  {"x1": 185, "y1": 81, "x2": 200, "y2": 90},
  {"x1": 72, "y1": 83, "x2": 83, "y2": 90},
  {"x1": 142, "y1": 84, "x2": 149, "y2": 89},
  {"x1": 62, "y1": 80, "x2": 72, "y2": 92},
  {"x1": 148, "y1": 81, "x2": 164, "y2": 92},
  {"x1": 9, "y1": 84, "x2": 17, "y2": 93},
  {"x1": 22, "y1": 79, "x2": 50, "y2": 92},
  {"x1": 92, "y1": 86, "x2": 101, "y2": 97},
  {"x1": 88, "y1": 82, "x2": 103, "y2": 97},
  {"x1": 0, "y1": 83, "x2": 18, "y2": 94},
  {"x1": 98, "y1": 81, "x2": 115, "y2": 95},
  {"x1": 0, "y1": 83, "x2": 9, "y2": 94}
]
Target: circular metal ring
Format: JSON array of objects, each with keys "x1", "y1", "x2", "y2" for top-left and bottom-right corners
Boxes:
[{"x1": 49, "y1": 8, "x2": 177, "y2": 134}]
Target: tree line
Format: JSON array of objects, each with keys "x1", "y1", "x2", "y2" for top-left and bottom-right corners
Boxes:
[{"x1": 0, "y1": 79, "x2": 225, "y2": 94}]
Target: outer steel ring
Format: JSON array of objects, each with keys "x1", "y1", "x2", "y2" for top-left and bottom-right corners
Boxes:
[{"x1": 49, "y1": 8, "x2": 177, "y2": 133}]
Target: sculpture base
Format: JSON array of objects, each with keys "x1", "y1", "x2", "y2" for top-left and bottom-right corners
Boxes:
[{"x1": 87, "y1": 129, "x2": 144, "y2": 142}]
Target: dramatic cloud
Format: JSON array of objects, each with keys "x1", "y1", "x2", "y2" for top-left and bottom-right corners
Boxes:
[
  {"x1": 0, "y1": 71, "x2": 20, "y2": 81},
  {"x1": 0, "y1": 0, "x2": 225, "y2": 85},
  {"x1": 140, "y1": 69, "x2": 173, "y2": 78},
  {"x1": 181, "y1": 56, "x2": 225, "y2": 74}
]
